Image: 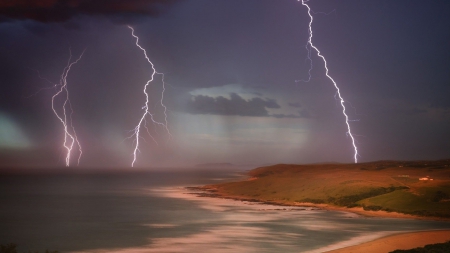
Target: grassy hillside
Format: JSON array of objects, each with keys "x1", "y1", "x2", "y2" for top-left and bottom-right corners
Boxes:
[{"x1": 204, "y1": 160, "x2": 450, "y2": 218}]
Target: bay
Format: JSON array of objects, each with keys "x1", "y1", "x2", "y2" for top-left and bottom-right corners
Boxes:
[{"x1": 1, "y1": 168, "x2": 449, "y2": 253}]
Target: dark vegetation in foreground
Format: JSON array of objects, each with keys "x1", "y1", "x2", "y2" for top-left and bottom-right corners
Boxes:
[
  {"x1": 0, "y1": 244, "x2": 58, "y2": 253},
  {"x1": 389, "y1": 241, "x2": 450, "y2": 253},
  {"x1": 203, "y1": 159, "x2": 450, "y2": 218}
]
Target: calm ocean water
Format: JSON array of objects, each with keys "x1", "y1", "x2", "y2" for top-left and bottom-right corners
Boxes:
[{"x1": 1, "y1": 168, "x2": 449, "y2": 253}]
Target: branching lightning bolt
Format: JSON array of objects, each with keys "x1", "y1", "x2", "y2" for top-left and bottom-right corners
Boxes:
[
  {"x1": 300, "y1": 0, "x2": 358, "y2": 163},
  {"x1": 51, "y1": 49, "x2": 84, "y2": 167},
  {"x1": 128, "y1": 26, "x2": 171, "y2": 167}
]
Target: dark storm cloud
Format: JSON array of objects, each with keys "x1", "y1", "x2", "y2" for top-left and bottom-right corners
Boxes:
[
  {"x1": 184, "y1": 93, "x2": 280, "y2": 117},
  {"x1": 0, "y1": 0, "x2": 180, "y2": 24}
]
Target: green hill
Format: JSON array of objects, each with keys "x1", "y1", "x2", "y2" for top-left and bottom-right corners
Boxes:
[{"x1": 203, "y1": 160, "x2": 450, "y2": 218}]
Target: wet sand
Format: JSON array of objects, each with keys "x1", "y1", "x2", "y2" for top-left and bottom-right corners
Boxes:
[
  {"x1": 295, "y1": 203, "x2": 427, "y2": 220},
  {"x1": 326, "y1": 230, "x2": 450, "y2": 253}
]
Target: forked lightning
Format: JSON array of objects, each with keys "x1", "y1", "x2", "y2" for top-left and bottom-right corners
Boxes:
[
  {"x1": 128, "y1": 26, "x2": 171, "y2": 167},
  {"x1": 51, "y1": 49, "x2": 84, "y2": 166},
  {"x1": 300, "y1": 0, "x2": 359, "y2": 163}
]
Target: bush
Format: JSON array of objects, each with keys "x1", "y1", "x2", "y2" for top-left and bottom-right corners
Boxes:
[
  {"x1": 389, "y1": 240, "x2": 450, "y2": 253},
  {"x1": 1, "y1": 244, "x2": 17, "y2": 253},
  {"x1": 0, "y1": 244, "x2": 58, "y2": 253},
  {"x1": 363, "y1": 205, "x2": 383, "y2": 211},
  {"x1": 432, "y1": 191, "x2": 449, "y2": 202}
]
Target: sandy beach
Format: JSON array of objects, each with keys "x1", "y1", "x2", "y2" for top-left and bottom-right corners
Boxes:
[{"x1": 325, "y1": 230, "x2": 450, "y2": 253}]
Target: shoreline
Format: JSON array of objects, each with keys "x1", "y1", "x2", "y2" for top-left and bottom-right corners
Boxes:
[
  {"x1": 325, "y1": 230, "x2": 450, "y2": 253},
  {"x1": 186, "y1": 186, "x2": 450, "y2": 252},
  {"x1": 193, "y1": 185, "x2": 450, "y2": 222}
]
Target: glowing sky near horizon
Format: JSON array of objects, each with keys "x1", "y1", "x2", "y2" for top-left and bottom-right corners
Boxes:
[{"x1": 0, "y1": 0, "x2": 449, "y2": 168}]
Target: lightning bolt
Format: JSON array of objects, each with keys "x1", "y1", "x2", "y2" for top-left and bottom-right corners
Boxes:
[
  {"x1": 127, "y1": 26, "x2": 171, "y2": 167},
  {"x1": 300, "y1": 0, "x2": 359, "y2": 163},
  {"x1": 51, "y1": 49, "x2": 84, "y2": 167}
]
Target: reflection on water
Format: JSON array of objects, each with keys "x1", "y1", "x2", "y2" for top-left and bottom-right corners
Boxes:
[{"x1": 1, "y1": 168, "x2": 449, "y2": 253}]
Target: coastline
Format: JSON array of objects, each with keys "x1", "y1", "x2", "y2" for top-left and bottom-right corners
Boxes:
[
  {"x1": 325, "y1": 230, "x2": 450, "y2": 253},
  {"x1": 188, "y1": 186, "x2": 450, "y2": 252},
  {"x1": 196, "y1": 185, "x2": 450, "y2": 221}
]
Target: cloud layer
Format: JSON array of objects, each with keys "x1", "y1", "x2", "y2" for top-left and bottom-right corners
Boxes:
[
  {"x1": 185, "y1": 93, "x2": 280, "y2": 117},
  {"x1": 182, "y1": 93, "x2": 313, "y2": 119},
  {"x1": 0, "y1": 0, "x2": 180, "y2": 23}
]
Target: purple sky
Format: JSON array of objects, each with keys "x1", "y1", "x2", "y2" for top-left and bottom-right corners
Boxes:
[{"x1": 1, "y1": 0, "x2": 449, "y2": 168}]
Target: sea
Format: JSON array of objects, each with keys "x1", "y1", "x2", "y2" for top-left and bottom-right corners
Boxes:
[{"x1": 1, "y1": 167, "x2": 449, "y2": 253}]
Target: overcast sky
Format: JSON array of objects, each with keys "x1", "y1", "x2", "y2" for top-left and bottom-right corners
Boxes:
[{"x1": 1, "y1": 0, "x2": 449, "y2": 168}]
